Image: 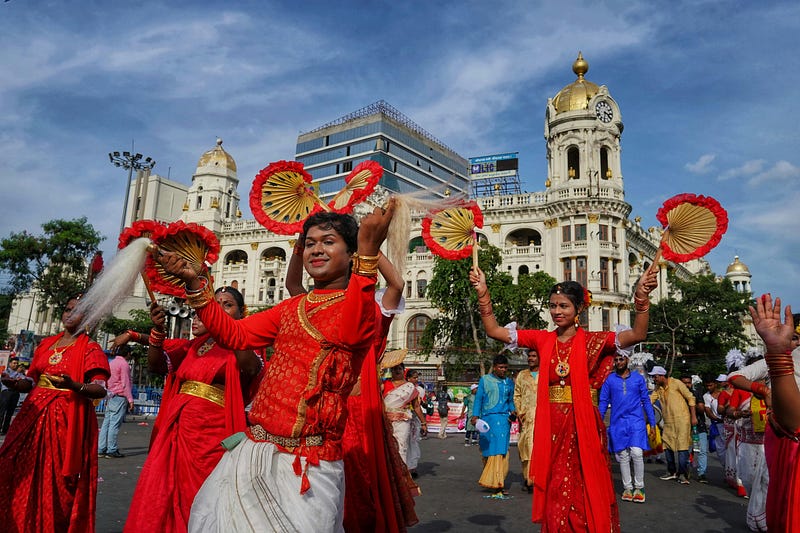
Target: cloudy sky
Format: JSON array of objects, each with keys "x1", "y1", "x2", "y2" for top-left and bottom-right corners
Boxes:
[{"x1": 1, "y1": 0, "x2": 798, "y2": 306}]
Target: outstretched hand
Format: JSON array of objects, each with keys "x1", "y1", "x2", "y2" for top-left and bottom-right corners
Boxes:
[
  {"x1": 357, "y1": 197, "x2": 396, "y2": 256},
  {"x1": 750, "y1": 294, "x2": 793, "y2": 354},
  {"x1": 636, "y1": 265, "x2": 659, "y2": 297},
  {"x1": 150, "y1": 302, "x2": 166, "y2": 330},
  {"x1": 470, "y1": 266, "x2": 488, "y2": 297}
]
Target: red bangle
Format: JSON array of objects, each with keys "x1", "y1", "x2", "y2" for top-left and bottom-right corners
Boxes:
[{"x1": 127, "y1": 330, "x2": 141, "y2": 342}]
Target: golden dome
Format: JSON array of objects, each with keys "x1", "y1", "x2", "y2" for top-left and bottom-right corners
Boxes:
[
  {"x1": 197, "y1": 138, "x2": 237, "y2": 172},
  {"x1": 726, "y1": 256, "x2": 750, "y2": 274},
  {"x1": 552, "y1": 52, "x2": 600, "y2": 113}
]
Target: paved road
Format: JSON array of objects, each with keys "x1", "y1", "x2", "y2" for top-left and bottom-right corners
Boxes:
[{"x1": 3, "y1": 416, "x2": 754, "y2": 532}]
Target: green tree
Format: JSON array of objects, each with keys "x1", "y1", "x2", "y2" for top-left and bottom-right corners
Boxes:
[
  {"x1": 647, "y1": 270, "x2": 751, "y2": 374},
  {"x1": 421, "y1": 245, "x2": 555, "y2": 377},
  {"x1": 0, "y1": 218, "x2": 103, "y2": 311}
]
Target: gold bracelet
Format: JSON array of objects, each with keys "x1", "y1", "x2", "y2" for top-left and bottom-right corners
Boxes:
[
  {"x1": 186, "y1": 283, "x2": 215, "y2": 308},
  {"x1": 635, "y1": 305, "x2": 650, "y2": 313},
  {"x1": 352, "y1": 253, "x2": 380, "y2": 277}
]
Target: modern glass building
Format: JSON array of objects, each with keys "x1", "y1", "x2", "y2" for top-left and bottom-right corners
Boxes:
[{"x1": 295, "y1": 100, "x2": 470, "y2": 199}]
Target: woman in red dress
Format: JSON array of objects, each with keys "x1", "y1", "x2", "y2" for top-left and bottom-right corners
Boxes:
[
  {"x1": 123, "y1": 286, "x2": 263, "y2": 533},
  {"x1": 0, "y1": 296, "x2": 110, "y2": 533},
  {"x1": 470, "y1": 268, "x2": 658, "y2": 532}
]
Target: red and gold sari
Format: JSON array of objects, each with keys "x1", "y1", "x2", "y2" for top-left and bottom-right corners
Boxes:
[
  {"x1": 0, "y1": 332, "x2": 109, "y2": 533},
  {"x1": 517, "y1": 327, "x2": 619, "y2": 532}
]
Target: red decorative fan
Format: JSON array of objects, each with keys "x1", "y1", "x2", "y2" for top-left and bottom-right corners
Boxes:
[
  {"x1": 249, "y1": 160, "x2": 329, "y2": 235},
  {"x1": 145, "y1": 221, "x2": 220, "y2": 297},
  {"x1": 118, "y1": 219, "x2": 164, "y2": 249},
  {"x1": 421, "y1": 202, "x2": 484, "y2": 267},
  {"x1": 655, "y1": 193, "x2": 728, "y2": 263},
  {"x1": 328, "y1": 160, "x2": 383, "y2": 213}
]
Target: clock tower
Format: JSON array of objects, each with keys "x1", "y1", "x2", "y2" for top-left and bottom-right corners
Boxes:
[{"x1": 542, "y1": 52, "x2": 634, "y2": 328}]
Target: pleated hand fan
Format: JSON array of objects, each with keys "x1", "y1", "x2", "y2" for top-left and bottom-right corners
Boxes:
[
  {"x1": 328, "y1": 160, "x2": 383, "y2": 213},
  {"x1": 145, "y1": 221, "x2": 220, "y2": 297},
  {"x1": 250, "y1": 160, "x2": 329, "y2": 235},
  {"x1": 421, "y1": 202, "x2": 484, "y2": 268},
  {"x1": 654, "y1": 193, "x2": 728, "y2": 263}
]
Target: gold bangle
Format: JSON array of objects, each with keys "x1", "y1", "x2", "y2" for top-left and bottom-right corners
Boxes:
[
  {"x1": 352, "y1": 253, "x2": 379, "y2": 277},
  {"x1": 186, "y1": 283, "x2": 215, "y2": 308}
]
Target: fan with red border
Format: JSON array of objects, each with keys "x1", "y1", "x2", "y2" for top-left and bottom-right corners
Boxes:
[
  {"x1": 654, "y1": 193, "x2": 728, "y2": 263},
  {"x1": 421, "y1": 202, "x2": 484, "y2": 268},
  {"x1": 118, "y1": 219, "x2": 165, "y2": 249},
  {"x1": 145, "y1": 221, "x2": 220, "y2": 297},
  {"x1": 249, "y1": 160, "x2": 329, "y2": 235},
  {"x1": 328, "y1": 160, "x2": 383, "y2": 214}
]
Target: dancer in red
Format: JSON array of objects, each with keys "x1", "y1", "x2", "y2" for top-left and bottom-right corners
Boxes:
[
  {"x1": 123, "y1": 286, "x2": 263, "y2": 533},
  {"x1": 155, "y1": 204, "x2": 394, "y2": 532},
  {"x1": 470, "y1": 268, "x2": 658, "y2": 532},
  {"x1": 0, "y1": 296, "x2": 110, "y2": 533}
]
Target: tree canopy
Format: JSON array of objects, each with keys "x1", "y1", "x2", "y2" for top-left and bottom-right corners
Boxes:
[
  {"x1": 0, "y1": 217, "x2": 103, "y2": 311},
  {"x1": 420, "y1": 244, "x2": 555, "y2": 377},
  {"x1": 646, "y1": 270, "x2": 751, "y2": 373}
]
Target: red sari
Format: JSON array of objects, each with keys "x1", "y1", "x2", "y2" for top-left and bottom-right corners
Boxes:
[
  {"x1": 124, "y1": 334, "x2": 256, "y2": 533},
  {"x1": 518, "y1": 328, "x2": 619, "y2": 532},
  {"x1": 764, "y1": 421, "x2": 800, "y2": 531},
  {"x1": 0, "y1": 332, "x2": 109, "y2": 533}
]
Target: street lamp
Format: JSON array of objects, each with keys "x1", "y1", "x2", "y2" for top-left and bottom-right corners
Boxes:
[{"x1": 109, "y1": 149, "x2": 156, "y2": 234}]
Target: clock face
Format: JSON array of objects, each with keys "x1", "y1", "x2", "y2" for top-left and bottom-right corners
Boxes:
[{"x1": 595, "y1": 101, "x2": 613, "y2": 123}]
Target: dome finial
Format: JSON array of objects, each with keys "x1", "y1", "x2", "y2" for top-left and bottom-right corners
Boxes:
[
  {"x1": 573, "y1": 51, "x2": 588, "y2": 79},
  {"x1": 216, "y1": 138, "x2": 223, "y2": 147}
]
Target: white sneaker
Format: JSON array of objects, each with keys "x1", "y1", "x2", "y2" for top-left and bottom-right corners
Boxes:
[{"x1": 659, "y1": 473, "x2": 678, "y2": 480}]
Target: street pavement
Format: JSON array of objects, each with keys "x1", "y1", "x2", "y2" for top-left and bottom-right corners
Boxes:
[{"x1": 2, "y1": 416, "x2": 753, "y2": 532}]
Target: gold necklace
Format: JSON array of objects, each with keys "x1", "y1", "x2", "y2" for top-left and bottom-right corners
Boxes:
[
  {"x1": 49, "y1": 337, "x2": 78, "y2": 365},
  {"x1": 553, "y1": 338, "x2": 574, "y2": 386},
  {"x1": 306, "y1": 290, "x2": 345, "y2": 304},
  {"x1": 197, "y1": 338, "x2": 215, "y2": 357}
]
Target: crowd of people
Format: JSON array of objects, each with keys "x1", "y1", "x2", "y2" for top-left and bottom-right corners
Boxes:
[{"x1": 1, "y1": 198, "x2": 800, "y2": 532}]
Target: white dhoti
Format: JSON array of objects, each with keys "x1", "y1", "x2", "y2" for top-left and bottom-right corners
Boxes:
[{"x1": 189, "y1": 437, "x2": 345, "y2": 533}]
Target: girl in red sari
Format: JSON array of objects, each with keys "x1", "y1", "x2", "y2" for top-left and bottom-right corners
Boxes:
[
  {"x1": 123, "y1": 286, "x2": 263, "y2": 533},
  {"x1": 470, "y1": 268, "x2": 657, "y2": 532},
  {"x1": 0, "y1": 296, "x2": 110, "y2": 533}
]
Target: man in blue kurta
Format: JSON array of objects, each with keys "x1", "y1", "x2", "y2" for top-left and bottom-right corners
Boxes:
[
  {"x1": 470, "y1": 353, "x2": 516, "y2": 498},
  {"x1": 599, "y1": 342, "x2": 656, "y2": 504}
]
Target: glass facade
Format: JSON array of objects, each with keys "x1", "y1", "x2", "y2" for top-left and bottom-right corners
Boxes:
[{"x1": 296, "y1": 109, "x2": 469, "y2": 199}]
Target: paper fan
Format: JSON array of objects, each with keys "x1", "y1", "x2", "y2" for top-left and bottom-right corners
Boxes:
[
  {"x1": 249, "y1": 160, "x2": 328, "y2": 235},
  {"x1": 328, "y1": 160, "x2": 383, "y2": 213},
  {"x1": 118, "y1": 219, "x2": 164, "y2": 249},
  {"x1": 655, "y1": 193, "x2": 728, "y2": 263},
  {"x1": 421, "y1": 202, "x2": 484, "y2": 264},
  {"x1": 145, "y1": 221, "x2": 220, "y2": 297}
]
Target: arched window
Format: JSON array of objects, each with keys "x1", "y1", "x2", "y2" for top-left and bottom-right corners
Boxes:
[
  {"x1": 406, "y1": 314, "x2": 430, "y2": 351},
  {"x1": 416, "y1": 271, "x2": 428, "y2": 298},
  {"x1": 600, "y1": 147, "x2": 611, "y2": 179},
  {"x1": 224, "y1": 250, "x2": 248, "y2": 265},
  {"x1": 567, "y1": 147, "x2": 580, "y2": 179},
  {"x1": 519, "y1": 265, "x2": 529, "y2": 276}
]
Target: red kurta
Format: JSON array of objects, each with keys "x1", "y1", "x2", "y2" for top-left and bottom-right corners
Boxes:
[
  {"x1": 517, "y1": 328, "x2": 619, "y2": 533},
  {"x1": 124, "y1": 334, "x2": 256, "y2": 533},
  {"x1": 0, "y1": 333, "x2": 109, "y2": 533},
  {"x1": 194, "y1": 274, "x2": 376, "y2": 468}
]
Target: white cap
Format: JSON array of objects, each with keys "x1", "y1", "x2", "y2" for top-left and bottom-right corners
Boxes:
[
  {"x1": 648, "y1": 366, "x2": 667, "y2": 376},
  {"x1": 716, "y1": 373, "x2": 728, "y2": 382},
  {"x1": 470, "y1": 384, "x2": 478, "y2": 391},
  {"x1": 475, "y1": 418, "x2": 490, "y2": 433}
]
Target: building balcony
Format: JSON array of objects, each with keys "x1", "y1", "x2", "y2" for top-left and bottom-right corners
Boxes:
[
  {"x1": 260, "y1": 258, "x2": 285, "y2": 275},
  {"x1": 503, "y1": 245, "x2": 543, "y2": 257},
  {"x1": 222, "y1": 263, "x2": 248, "y2": 274}
]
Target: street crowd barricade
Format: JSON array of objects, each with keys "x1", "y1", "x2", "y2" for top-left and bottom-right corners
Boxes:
[
  {"x1": 95, "y1": 386, "x2": 162, "y2": 417},
  {"x1": 425, "y1": 402, "x2": 520, "y2": 444}
]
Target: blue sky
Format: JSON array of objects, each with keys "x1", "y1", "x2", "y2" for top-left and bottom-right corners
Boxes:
[{"x1": 1, "y1": 0, "x2": 798, "y2": 307}]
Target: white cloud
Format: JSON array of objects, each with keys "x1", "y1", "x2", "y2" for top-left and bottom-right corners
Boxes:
[
  {"x1": 748, "y1": 160, "x2": 800, "y2": 187},
  {"x1": 685, "y1": 154, "x2": 715, "y2": 174},
  {"x1": 717, "y1": 159, "x2": 766, "y2": 182}
]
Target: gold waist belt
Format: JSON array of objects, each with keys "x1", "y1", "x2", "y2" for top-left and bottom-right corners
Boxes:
[
  {"x1": 37, "y1": 375, "x2": 58, "y2": 390},
  {"x1": 549, "y1": 386, "x2": 599, "y2": 406},
  {"x1": 249, "y1": 424, "x2": 323, "y2": 448},
  {"x1": 179, "y1": 381, "x2": 225, "y2": 408}
]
